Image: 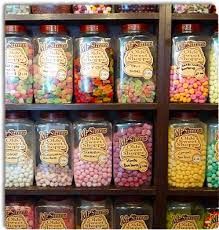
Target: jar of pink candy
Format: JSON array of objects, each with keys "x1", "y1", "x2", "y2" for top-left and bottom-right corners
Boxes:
[
  {"x1": 35, "y1": 112, "x2": 73, "y2": 187},
  {"x1": 73, "y1": 112, "x2": 112, "y2": 187},
  {"x1": 73, "y1": 5, "x2": 112, "y2": 14},
  {"x1": 169, "y1": 24, "x2": 210, "y2": 103},
  {"x1": 113, "y1": 112, "x2": 153, "y2": 187},
  {"x1": 5, "y1": 25, "x2": 33, "y2": 104}
]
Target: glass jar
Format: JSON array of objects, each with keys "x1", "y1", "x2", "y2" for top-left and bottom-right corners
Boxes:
[
  {"x1": 73, "y1": 5, "x2": 112, "y2": 14},
  {"x1": 5, "y1": 112, "x2": 35, "y2": 188},
  {"x1": 117, "y1": 24, "x2": 156, "y2": 103},
  {"x1": 168, "y1": 112, "x2": 207, "y2": 188},
  {"x1": 5, "y1": 4, "x2": 30, "y2": 14},
  {"x1": 35, "y1": 112, "x2": 73, "y2": 187},
  {"x1": 35, "y1": 199, "x2": 74, "y2": 229},
  {"x1": 73, "y1": 112, "x2": 112, "y2": 187},
  {"x1": 5, "y1": 25, "x2": 33, "y2": 104},
  {"x1": 169, "y1": 24, "x2": 210, "y2": 103},
  {"x1": 31, "y1": 4, "x2": 71, "y2": 14},
  {"x1": 5, "y1": 200, "x2": 34, "y2": 229},
  {"x1": 113, "y1": 112, "x2": 153, "y2": 187},
  {"x1": 115, "y1": 5, "x2": 158, "y2": 13},
  {"x1": 33, "y1": 25, "x2": 73, "y2": 104},
  {"x1": 114, "y1": 197, "x2": 153, "y2": 229},
  {"x1": 204, "y1": 206, "x2": 219, "y2": 229},
  {"x1": 74, "y1": 25, "x2": 114, "y2": 103},
  {"x1": 208, "y1": 28, "x2": 218, "y2": 104},
  {"x1": 206, "y1": 120, "x2": 218, "y2": 188},
  {"x1": 167, "y1": 201, "x2": 205, "y2": 229},
  {"x1": 75, "y1": 196, "x2": 113, "y2": 229},
  {"x1": 173, "y1": 4, "x2": 210, "y2": 13}
]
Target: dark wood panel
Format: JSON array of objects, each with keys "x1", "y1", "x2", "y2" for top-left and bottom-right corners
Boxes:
[
  {"x1": 169, "y1": 103, "x2": 218, "y2": 110},
  {"x1": 172, "y1": 13, "x2": 218, "y2": 20},
  {"x1": 168, "y1": 188, "x2": 219, "y2": 197}
]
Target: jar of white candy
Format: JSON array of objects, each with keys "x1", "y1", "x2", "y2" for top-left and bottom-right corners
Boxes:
[
  {"x1": 5, "y1": 112, "x2": 35, "y2": 188},
  {"x1": 35, "y1": 112, "x2": 73, "y2": 187},
  {"x1": 5, "y1": 4, "x2": 30, "y2": 15}
]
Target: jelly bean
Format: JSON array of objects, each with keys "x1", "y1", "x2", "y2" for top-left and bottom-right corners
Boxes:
[
  {"x1": 73, "y1": 5, "x2": 112, "y2": 14},
  {"x1": 173, "y1": 4, "x2": 211, "y2": 13},
  {"x1": 5, "y1": 4, "x2": 30, "y2": 14}
]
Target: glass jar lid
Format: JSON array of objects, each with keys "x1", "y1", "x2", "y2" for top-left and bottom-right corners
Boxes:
[
  {"x1": 40, "y1": 111, "x2": 66, "y2": 120},
  {"x1": 80, "y1": 24, "x2": 107, "y2": 33},
  {"x1": 122, "y1": 23, "x2": 149, "y2": 33},
  {"x1": 176, "y1": 23, "x2": 201, "y2": 34},
  {"x1": 5, "y1": 25, "x2": 26, "y2": 34},
  {"x1": 120, "y1": 112, "x2": 145, "y2": 121},
  {"x1": 40, "y1": 25, "x2": 67, "y2": 34},
  {"x1": 6, "y1": 111, "x2": 28, "y2": 119}
]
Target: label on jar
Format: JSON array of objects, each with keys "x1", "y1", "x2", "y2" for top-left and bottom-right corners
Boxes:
[
  {"x1": 119, "y1": 135, "x2": 149, "y2": 172},
  {"x1": 124, "y1": 40, "x2": 153, "y2": 79},
  {"x1": 38, "y1": 40, "x2": 68, "y2": 81},
  {"x1": 5, "y1": 129, "x2": 29, "y2": 164},
  {"x1": 6, "y1": 208, "x2": 29, "y2": 229},
  {"x1": 215, "y1": 132, "x2": 219, "y2": 161},
  {"x1": 172, "y1": 214, "x2": 200, "y2": 229},
  {"x1": 39, "y1": 212, "x2": 67, "y2": 229},
  {"x1": 173, "y1": 127, "x2": 203, "y2": 163},
  {"x1": 79, "y1": 127, "x2": 108, "y2": 164},
  {"x1": 81, "y1": 208, "x2": 109, "y2": 229},
  {"x1": 175, "y1": 40, "x2": 206, "y2": 79},
  {"x1": 39, "y1": 129, "x2": 69, "y2": 166},
  {"x1": 204, "y1": 211, "x2": 219, "y2": 229},
  {"x1": 6, "y1": 41, "x2": 29, "y2": 80},
  {"x1": 80, "y1": 41, "x2": 110, "y2": 80},
  {"x1": 120, "y1": 214, "x2": 149, "y2": 229}
]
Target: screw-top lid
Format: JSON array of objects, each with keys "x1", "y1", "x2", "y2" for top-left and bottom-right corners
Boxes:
[
  {"x1": 6, "y1": 111, "x2": 28, "y2": 119},
  {"x1": 81, "y1": 196, "x2": 106, "y2": 201},
  {"x1": 40, "y1": 111, "x2": 66, "y2": 120},
  {"x1": 120, "y1": 112, "x2": 145, "y2": 121},
  {"x1": 176, "y1": 24, "x2": 201, "y2": 34},
  {"x1": 174, "y1": 112, "x2": 198, "y2": 120},
  {"x1": 80, "y1": 24, "x2": 107, "y2": 33},
  {"x1": 5, "y1": 25, "x2": 26, "y2": 34},
  {"x1": 40, "y1": 25, "x2": 67, "y2": 34},
  {"x1": 80, "y1": 112, "x2": 104, "y2": 121},
  {"x1": 122, "y1": 23, "x2": 149, "y2": 33}
]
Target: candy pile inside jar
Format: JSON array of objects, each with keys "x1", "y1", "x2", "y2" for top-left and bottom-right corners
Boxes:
[
  {"x1": 169, "y1": 24, "x2": 209, "y2": 103},
  {"x1": 74, "y1": 24, "x2": 114, "y2": 103},
  {"x1": 5, "y1": 25, "x2": 33, "y2": 104},
  {"x1": 204, "y1": 207, "x2": 219, "y2": 229},
  {"x1": 73, "y1": 5, "x2": 112, "y2": 14},
  {"x1": 173, "y1": 4, "x2": 211, "y2": 13},
  {"x1": 5, "y1": 4, "x2": 30, "y2": 14},
  {"x1": 115, "y1": 4, "x2": 158, "y2": 13},
  {"x1": 31, "y1": 4, "x2": 71, "y2": 14},
  {"x1": 33, "y1": 25, "x2": 73, "y2": 104},
  {"x1": 113, "y1": 112, "x2": 153, "y2": 187}
]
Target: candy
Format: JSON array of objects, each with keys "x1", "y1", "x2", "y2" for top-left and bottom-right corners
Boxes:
[
  {"x1": 173, "y1": 4, "x2": 211, "y2": 13},
  {"x1": 113, "y1": 122, "x2": 153, "y2": 187},
  {"x1": 204, "y1": 207, "x2": 219, "y2": 229},
  {"x1": 168, "y1": 114, "x2": 207, "y2": 188},
  {"x1": 115, "y1": 4, "x2": 158, "y2": 13},
  {"x1": 5, "y1": 202, "x2": 34, "y2": 229},
  {"x1": 32, "y1": 4, "x2": 71, "y2": 14},
  {"x1": 5, "y1": 4, "x2": 30, "y2": 14},
  {"x1": 73, "y1": 5, "x2": 112, "y2": 14},
  {"x1": 74, "y1": 25, "x2": 114, "y2": 103},
  {"x1": 33, "y1": 25, "x2": 73, "y2": 104}
]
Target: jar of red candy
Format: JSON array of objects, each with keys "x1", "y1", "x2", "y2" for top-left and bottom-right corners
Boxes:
[
  {"x1": 75, "y1": 196, "x2": 113, "y2": 229},
  {"x1": 35, "y1": 112, "x2": 73, "y2": 187},
  {"x1": 169, "y1": 24, "x2": 210, "y2": 103},
  {"x1": 5, "y1": 25, "x2": 33, "y2": 104},
  {"x1": 5, "y1": 200, "x2": 34, "y2": 229},
  {"x1": 74, "y1": 25, "x2": 114, "y2": 103},
  {"x1": 33, "y1": 25, "x2": 73, "y2": 104},
  {"x1": 35, "y1": 198, "x2": 74, "y2": 229},
  {"x1": 117, "y1": 24, "x2": 156, "y2": 103},
  {"x1": 73, "y1": 112, "x2": 112, "y2": 187},
  {"x1": 31, "y1": 4, "x2": 71, "y2": 14},
  {"x1": 113, "y1": 112, "x2": 153, "y2": 187},
  {"x1": 115, "y1": 5, "x2": 158, "y2": 13}
]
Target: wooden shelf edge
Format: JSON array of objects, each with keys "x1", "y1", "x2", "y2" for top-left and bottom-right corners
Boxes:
[
  {"x1": 169, "y1": 103, "x2": 218, "y2": 111},
  {"x1": 5, "y1": 186, "x2": 156, "y2": 196},
  {"x1": 172, "y1": 13, "x2": 218, "y2": 20}
]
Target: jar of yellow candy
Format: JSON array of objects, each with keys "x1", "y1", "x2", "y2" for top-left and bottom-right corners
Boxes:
[{"x1": 168, "y1": 112, "x2": 207, "y2": 188}]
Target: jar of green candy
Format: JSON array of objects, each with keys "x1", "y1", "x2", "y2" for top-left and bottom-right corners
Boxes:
[
  {"x1": 204, "y1": 206, "x2": 219, "y2": 229},
  {"x1": 206, "y1": 120, "x2": 218, "y2": 188},
  {"x1": 166, "y1": 201, "x2": 205, "y2": 229},
  {"x1": 117, "y1": 24, "x2": 156, "y2": 103}
]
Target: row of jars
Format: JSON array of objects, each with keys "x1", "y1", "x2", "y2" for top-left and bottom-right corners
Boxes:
[
  {"x1": 6, "y1": 197, "x2": 153, "y2": 229},
  {"x1": 5, "y1": 198, "x2": 219, "y2": 229},
  {"x1": 5, "y1": 111, "x2": 218, "y2": 189},
  {"x1": 5, "y1": 23, "x2": 218, "y2": 104}
]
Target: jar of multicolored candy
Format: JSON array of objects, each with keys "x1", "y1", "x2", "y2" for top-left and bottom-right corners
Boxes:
[
  {"x1": 114, "y1": 197, "x2": 153, "y2": 229},
  {"x1": 74, "y1": 25, "x2": 114, "y2": 103},
  {"x1": 169, "y1": 24, "x2": 210, "y2": 103},
  {"x1": 75, "y1": 196, "x2": 113, "y2": 229},
  {"x1": 117, "y1": 24, "x2": 156, "y2": 103},
  {"x1": 73, "y1": 5, "x2": 112, "y2": 14},
  {"x1": 173, "y1": 4, "x2": 211, "y2": 13},
  {"x1": 113, "y1": 112, "x2": 153, "y2": 187},
  {"x1": 35, "y1": 198, "x2": 74, "y2": 229},
  {"x1": 208, "y1": 27, "x2": 218, "y2": 104},
  {"x1": 33, "y1": 25, "x2": 73, "y2": 104},
  {"x1": 168, "y1": 112, "x2": 207, "y2": 188},
  {"x1": 35, "y1": 112, "x2": 73, "y2": 187},
  {"x1": 204, "y1": 206, "x2": 219, "y2": 229},
  {"x1": 73, "y1": 112, "x2": 112, "y2": 187},
  {"x1": 5, "y1": 25, "x2": 33, "y2": 104},
  {"x1": 166, "y1": 201, "x2": 205, "y2": 229},
  {"x1": 206, "y1": 120, "x2": 218, "y2": 188},
  {"x1": 5, "y1": 4, "x2": 30, "y2": 14},
  {"x1": 5, "y1": 112, "x2": 35, "y2": 188},
  {"x1": 115, "y1": 5, "x2": 158, "y2": 13},
  {"x1": 5, "y1": 200, "x2": 34, "y2": 229}
]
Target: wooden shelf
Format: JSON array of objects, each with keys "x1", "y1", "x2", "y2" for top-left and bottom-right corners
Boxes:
[
  {"x1": 5, "y1": 103, "x2": 157, "y2": 111},
  {"x1": 6, "y1": 186, "x2": 156, "y2": 196},
  {"x1": 168, "y1": 187, "x2": 219, "y2": 197},
  {"x1": 169, "y1": 103, "x2": 218, "y2": 111},
  {"x1": 172, "y1": 13, "x2": 218, "y2": 20}
]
